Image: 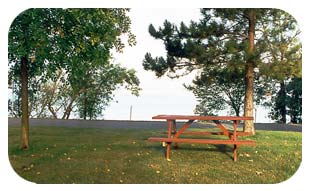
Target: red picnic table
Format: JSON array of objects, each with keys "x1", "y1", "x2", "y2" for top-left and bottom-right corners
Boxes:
[{"x1": 148, "y1": 115, "x2": 256, "y2": 161}]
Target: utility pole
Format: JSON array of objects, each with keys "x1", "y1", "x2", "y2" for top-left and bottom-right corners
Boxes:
[{"x1": 129, "y1": 105, "x2": 132, "y2": 120}]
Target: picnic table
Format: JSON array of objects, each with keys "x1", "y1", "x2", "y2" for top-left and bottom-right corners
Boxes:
[{"x1": 148, "y1": 115, "x2": 255, "y2": 161}]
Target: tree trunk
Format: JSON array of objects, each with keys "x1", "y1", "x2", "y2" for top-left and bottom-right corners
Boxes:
[
  {"x1": 47, "y1": 104, "x2": 58, "y2": 119},
  {"x1": 278, "y1": 81, "x2": 287, "y2": 123},
  {"x1": 83, "y1": 92, "x2": 87, "y2": 120},
  {"x1": 21, "y1": 57, "x2": 29, "y2": 149},
  {"x1": 62, "y1": 97, "x2": 76, "y2": 119},
  {"x1": 243, "y1": 10, "x2": 256, "y2": 134}
]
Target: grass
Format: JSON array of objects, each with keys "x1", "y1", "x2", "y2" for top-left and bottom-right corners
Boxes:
[{"x1": 8, "y1": 125, "x2": 302, "y2": 184}]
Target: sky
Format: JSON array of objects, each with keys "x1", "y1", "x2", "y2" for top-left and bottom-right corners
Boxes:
[{"x1": 103, "y1": 8, "x2": 273, "y2": 122}]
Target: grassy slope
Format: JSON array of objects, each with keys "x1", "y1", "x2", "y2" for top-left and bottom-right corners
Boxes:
[{"x1": 8, "y1": 126, "x2": 301, "y2": 184}]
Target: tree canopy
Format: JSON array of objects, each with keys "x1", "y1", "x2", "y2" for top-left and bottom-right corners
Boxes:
[
  {"x1": 8, "y1": 8, "x2": 140, "y2": 149},
  {"x1": 143, "y1": 8, "x2": 301, "y2": 133}
]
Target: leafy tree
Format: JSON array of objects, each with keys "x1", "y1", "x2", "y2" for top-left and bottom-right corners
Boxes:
[
  {"x1": 143, "y1": 8, "x2": 300, "y2": 134},
  {"x1": 268, "y1": 77, "x2": 302, "y2": 123},
  {"x1": 287, "y1": 77, "x2": 302, "y2": 123},
  {"x1": 186, "y1": 67, "x2": 246, "y2": 116},
  {"x1": 267, "y1": 81, "x2": 288, "y2": 123},
  {"x1": 75, "y1": 64, "x2": 140, "y2": 120},
  {"x1": 8, "y1": 8, "x2": 139, "y2": 149},
  {"x1": 258, "y1": 10, "x2": 301, "y2": 123}
]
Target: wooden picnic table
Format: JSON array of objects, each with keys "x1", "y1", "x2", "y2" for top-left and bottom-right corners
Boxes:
[{"x1": 148, "y1": 115, "x2": 255, "y2": 161}]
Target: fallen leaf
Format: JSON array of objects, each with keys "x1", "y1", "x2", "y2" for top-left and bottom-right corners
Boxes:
[
  {"x1": 162, "y1": 142, "x2": 166, "y2": 147},
  {"x1": 36, "y1": 172, "x2": 41, "y2": 175}
]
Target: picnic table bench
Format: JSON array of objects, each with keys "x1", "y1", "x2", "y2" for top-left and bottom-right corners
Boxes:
[{"x1": 148, "y1": 115, "x2": 255, "y2": 161}]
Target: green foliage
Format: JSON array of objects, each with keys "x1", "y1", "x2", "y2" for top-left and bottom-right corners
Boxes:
[
  {"x1": 75, "y1": 64, "x2": 140, "y2": 120},
  {"x1": 257, "y1": 10, "x2": 301, "y2": 81},
  {"x1": 287, "y1": 78, "x2": 302, "y2": 123},
  {"x1": 143, "y1": 8, "x2": 300, "y2": 79},
  {"x1": 268, "y1": 78, "x2": 302, "y2": 123},
  {"x1": 268, "y1": 81, "x2": 288, "y2": 123},
  {"x1": 142, "y1": 8, "x2": 301, "y2": 121},
  {"x1": 8, "y1": 8, "x2": 140, "y2": 120},
  {"x1": 186, "y1": 67, "x2": 246, "y2": 116}
]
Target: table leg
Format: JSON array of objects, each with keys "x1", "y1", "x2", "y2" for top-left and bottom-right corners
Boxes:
[
  {"x1": 233, "y1": 144, "x2": 237, "y2": 162},
  {"x1": 166, "y1": 120, "x2": 173, "y2": 160}
]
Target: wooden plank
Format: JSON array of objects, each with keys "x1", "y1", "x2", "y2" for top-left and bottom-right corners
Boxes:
[
  {"x1": 162, "y1": 131, "x2": 225, "y2": 135},
  {"x1": 213, "y1": 120, "x2": 230, "y2": 137},
  {"x1": 148, "y1": 137, "x2": 256, "y2": 146},
  {"x1": 166, "y1": 120, "x2": 173, "y2": 160},
  {"x1": 174, "y1": 120, "x2": 194, "y2": 138},
  {"x1": 152, "y1": 115, "x2": 253, "y2": 121},
  {"x1": 161, "y1": 131, "x2": 253, "y2": 136}
]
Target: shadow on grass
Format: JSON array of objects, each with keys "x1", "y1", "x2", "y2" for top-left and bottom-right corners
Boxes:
[{"x1": 144, "y1": 144, "x2": 234, "y2": 160}]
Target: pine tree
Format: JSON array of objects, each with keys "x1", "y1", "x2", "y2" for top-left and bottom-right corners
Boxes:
[{"x1": 143, "y1": 8, "x2": 301, "y2": 134}]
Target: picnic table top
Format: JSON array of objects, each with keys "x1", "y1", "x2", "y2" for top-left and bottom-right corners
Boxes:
[{"x1": 152, "y1": 115, "x2": 254, "y2": 121}]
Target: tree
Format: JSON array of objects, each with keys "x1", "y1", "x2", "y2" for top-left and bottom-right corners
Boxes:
[
  {"x1": 287, "y1": 77, "x2": 302, "y2": 123},
  {"x1": 143, "y1": 8, "x2": 300, "y2": 134},
  {"x1": 186, "y1": 67, "x2": 246, "y2": 116},
  {"x1": 75, "y1": 64, "x2": 140, "y2": 120},
  {"x1": 8, "y1": 8, "x2": 139, "y2": 149},
  {"x1": 267, "y1": 80, "x2": 288, "y2": 123},
  {"x1": 267, "y1": 77, "x2": 302, "y2": 124},
  {"x1": 258, "y1": 10, "x2": 301, "y2": 123}
]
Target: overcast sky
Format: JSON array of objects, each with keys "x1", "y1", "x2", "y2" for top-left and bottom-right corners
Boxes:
[{"x1": 104, "y1": 8, "x2": 273, "y2": 122}]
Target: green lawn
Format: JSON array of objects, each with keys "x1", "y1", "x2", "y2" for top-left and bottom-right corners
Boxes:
[{"x1": 8, "y1": 125, "x2": 301, "y2": 184}]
